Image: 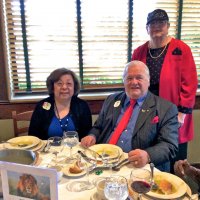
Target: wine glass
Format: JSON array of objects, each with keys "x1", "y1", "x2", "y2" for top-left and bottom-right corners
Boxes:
[
  {"x1": 66, "y1": 150, "x2": 97, "y2": 192},
  {"x1": 47, "y1": 136, "x2": 63, "y2": 166},
  {"x1": 76, "y1": 149, "x2": 97, "y2": 191},
  {"x1": 101, "y1": 148, "x2": 120, "y2": 175},
  {"x1": 130, "y1": 169, "x2": 152, "y2": 200},
  {"x1": 104, "y1": 175, "x2": 128, "y2": 200},
  {"x1": 63, "y1": 131, "x2": 79, "y2": 162}
]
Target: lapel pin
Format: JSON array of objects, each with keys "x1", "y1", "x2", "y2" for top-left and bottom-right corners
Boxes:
[
  {"x1": 142, "y1": 109, "x2": 149, "y2": 112},
  {"x1": 114, "y1": 101, "x2": 121, "y2": 107}
]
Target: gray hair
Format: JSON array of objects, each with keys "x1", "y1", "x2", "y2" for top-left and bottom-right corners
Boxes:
[{"x1": 123, "y1": 60, "x2": 150, "y2": 81}]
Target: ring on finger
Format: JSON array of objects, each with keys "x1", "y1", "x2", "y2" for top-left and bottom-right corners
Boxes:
[{"x1": 134, "y1": 161, "x2": 138, "y2": 165}]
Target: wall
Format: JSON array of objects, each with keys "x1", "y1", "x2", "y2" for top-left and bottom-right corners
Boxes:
[{"x1": 188, "y1": 110, "x2": 200, "y2": 163}]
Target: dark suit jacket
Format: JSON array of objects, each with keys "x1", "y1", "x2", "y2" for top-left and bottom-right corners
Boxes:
[{"x1": 88, "y1": 91, "x2": 179, "y2": 172}]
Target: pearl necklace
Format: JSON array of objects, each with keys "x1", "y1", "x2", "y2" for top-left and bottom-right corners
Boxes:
[
  {"x1": 54, "y1": 103, "x2": 69, "y2": 132},
  {"x1": 148, "y1": 44, "x2": 167, "y2": 59}
]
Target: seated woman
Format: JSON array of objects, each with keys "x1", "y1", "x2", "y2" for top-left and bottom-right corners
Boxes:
[
  {"x1": 29, "y1": 68, "x2": 92, "y2": 140},
  {"x1": 174, "y1": 159, "x2": 200, "y2": 195}
]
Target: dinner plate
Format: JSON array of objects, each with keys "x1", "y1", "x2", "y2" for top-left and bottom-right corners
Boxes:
[
  {"x1": 62, "y1": 166, "x2": 86, "y2": 178},
  {"x1": 31, "y1": 140, "x2": 46, "y2": 152},
  {"x1": 89, "y1": 144, "x2": 123, "y2": 159},
  {"x1": 146, "y1": 172, "x2": 187, "y2": 199},
  {"x1": 4, "y1": 136, "x2": 40, "y2": 150}
]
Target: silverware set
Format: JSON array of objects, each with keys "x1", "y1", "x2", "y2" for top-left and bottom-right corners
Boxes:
[{"x1": 77, "y1": 150, "x2": 129, "y2": 171}]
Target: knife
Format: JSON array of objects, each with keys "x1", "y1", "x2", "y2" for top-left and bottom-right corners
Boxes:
[
  {"x1": 112, "y1": 158, "x2": 129, "y2": 171},
  {"x1": 78, "y1": 150, "x2": 93, "y2": 162}
]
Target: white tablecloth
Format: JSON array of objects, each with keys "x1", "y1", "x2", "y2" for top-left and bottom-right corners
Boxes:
[
  {"x1": 38, "y1": 144, "x2": 138, "y2": 200},
  {"x1": 0, "y1": 142, "x2": 197, "y2": 200}
]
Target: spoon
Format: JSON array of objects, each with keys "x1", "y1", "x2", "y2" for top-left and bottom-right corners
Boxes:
[
  {"x1": 0, "y1": 141, "x2": 28, "y2": 148},
  {"x1": 150, "y1": 162, "x2": 158, "y2": 190}
]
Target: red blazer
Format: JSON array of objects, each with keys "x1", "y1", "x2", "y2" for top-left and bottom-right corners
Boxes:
[{"x1": 132, "y1": 38, "x2": 198, "y2": 143}]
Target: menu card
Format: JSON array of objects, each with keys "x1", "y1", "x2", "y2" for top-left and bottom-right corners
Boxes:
[{"x1": 0, "y1": 161, "x2": 58, "y2": 200}]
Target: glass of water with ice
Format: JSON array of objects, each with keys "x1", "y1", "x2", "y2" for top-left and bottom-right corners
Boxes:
[
  {"x1": 63, "y1": 131, "x2": 79, "y2": 162},
  {"x1": 104, "y1": 175, "x2": 128, "y2": 200}
]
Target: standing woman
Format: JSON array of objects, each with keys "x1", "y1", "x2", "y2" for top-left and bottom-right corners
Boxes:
[
  {"x1": 132, "y1": 9, "x2": 198, "y2": 169},
  {"x1": 29, "y1": 68, "x2": 92, "y2": 140}
]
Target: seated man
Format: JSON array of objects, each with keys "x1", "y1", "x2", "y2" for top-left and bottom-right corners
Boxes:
[{"x1": 81, "y1": 60, "x2": 179, "y2": 172}]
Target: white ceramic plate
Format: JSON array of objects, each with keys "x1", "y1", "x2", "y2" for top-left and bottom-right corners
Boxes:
[
  {"x1": 89, "y1": 144, "x2": 123, "y2": 159},
  {"x1": 146, "y1": 172, "x2": 187, "y2": 199},
  {"x1": 62, "y1": 166, "x2": 86, "y2": 178},
  {"x1": 4, "y1": 136, "x2": 40, "y2": 150},
  {"x1": 31, "y1": 140, "x2": 45, "y2": 151}
]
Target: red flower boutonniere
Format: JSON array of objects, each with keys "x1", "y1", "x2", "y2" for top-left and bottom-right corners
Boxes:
[
  {"x1": 42, "y1": 102, "x2": 51, "y2": 110},
  {"x1": 151, "y1": 116, "x2": 159, "y2": 124}
]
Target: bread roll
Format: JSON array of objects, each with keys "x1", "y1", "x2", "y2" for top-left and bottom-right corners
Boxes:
[{"x1": 69, "y1": 161, "x2": 83, "y2": 174}]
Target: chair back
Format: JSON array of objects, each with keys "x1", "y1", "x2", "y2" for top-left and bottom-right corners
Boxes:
[{"x1": 12, "y1": 110, "x2": 33, "y2": 137}]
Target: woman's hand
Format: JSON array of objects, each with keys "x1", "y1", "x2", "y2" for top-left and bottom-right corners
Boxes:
[
  {"x1": 80, "y1": 135, "x2": 96, "y2": 148},
  {"x1": 178, "y1": 112, "x2": 186, "y2": 128}
]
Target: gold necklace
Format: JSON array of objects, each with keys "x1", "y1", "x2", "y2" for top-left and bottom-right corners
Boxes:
[{"x1": 148, "y1": 44, "x2": 167, "y2": 59}]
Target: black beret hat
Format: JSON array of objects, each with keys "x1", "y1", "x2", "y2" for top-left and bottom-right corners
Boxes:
[{"x1": 146, "y1": 9, "x2": 169, "y2": 25}]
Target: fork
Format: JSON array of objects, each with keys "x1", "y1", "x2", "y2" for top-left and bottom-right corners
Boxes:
[{"x1": 112, "y1": 158, "x2": 129, "y2": 171}]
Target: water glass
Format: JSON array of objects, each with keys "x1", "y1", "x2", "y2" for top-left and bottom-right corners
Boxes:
[
  {"x1": 63, "y1": 131, "x2": 79, "y2": 162},
  {"x1": 104, "y1": 175, "x2": 128, "y2": 200},
  {"x1": 101, "y1": 148, "x2": 120, "y2": 174},
  {"x1": 47, "y1": 136, "x2": 63, "y2": 164}
]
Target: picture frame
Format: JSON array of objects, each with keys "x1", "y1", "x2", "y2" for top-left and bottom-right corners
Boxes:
[{"x1": 0, "y1": 161, "x2": 58, "y2": 200}]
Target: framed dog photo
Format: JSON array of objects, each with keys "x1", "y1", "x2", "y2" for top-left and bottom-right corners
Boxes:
[{"x1": 0, "y1": 161, "x2": 58, "y2": 200}]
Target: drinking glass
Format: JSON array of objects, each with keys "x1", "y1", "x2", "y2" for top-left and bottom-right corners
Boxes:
[
  {"x1": 66, "y1": 150, "x2": 97, "y2": 192},
  {"x1": 130, "y1": 169, "x2": 152, "y2": 200},
  {"x1": 104, "y1": 175, "x2": 128, "y2": 200},
  {"x1": 101, "y1": 148, "x2": 120, "y2": 174},
  {"x1": 47, "y1": 136, "x2": 63, "y2": 165},
  {"x1": 77, "y1": 149, "x2": 97, "y2": 190},
  {"x1": 63, "y1": 131, "x2": 79, "y2": 162}
]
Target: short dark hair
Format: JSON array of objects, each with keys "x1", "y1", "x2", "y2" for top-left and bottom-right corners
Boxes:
[{"x1": 46, "y1": 68, "x2": 80, "y2": 96}]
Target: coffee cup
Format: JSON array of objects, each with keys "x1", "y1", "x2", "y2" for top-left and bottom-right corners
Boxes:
[{"x1": 96, "y1": 178, "x2": 106, "y2": 199}]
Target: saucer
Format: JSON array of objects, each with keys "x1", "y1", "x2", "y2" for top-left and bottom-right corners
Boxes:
[{"x1": 90, "y1": 192, "x2": 106, "y2": 200}]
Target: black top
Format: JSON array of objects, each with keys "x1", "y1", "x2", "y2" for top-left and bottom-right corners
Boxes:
[
  {"x1": 146, "y1": 44, "x2": 169, "y2": 96},
  {"x1": 28, "y1": 95, "x2": 92, "y2": 140}
]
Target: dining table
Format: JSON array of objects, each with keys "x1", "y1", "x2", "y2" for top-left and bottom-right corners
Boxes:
[
  {"x1": 0, "y1": 141, "x2": 198, "y2": 200},
  {"x1": 38, "y1": 143, "x2": 135, "y2": 200}
]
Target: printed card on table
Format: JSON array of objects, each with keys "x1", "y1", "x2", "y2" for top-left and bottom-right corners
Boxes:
[{"x1": 0, "y1": 161, "x2": 58, "y2": 200}]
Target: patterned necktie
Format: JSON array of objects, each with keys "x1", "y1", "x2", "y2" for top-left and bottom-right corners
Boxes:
[{"x1": 109, "y1": 99, "x2": 136, "y2": 145}]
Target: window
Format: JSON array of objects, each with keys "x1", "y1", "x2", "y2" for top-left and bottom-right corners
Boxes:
[{"x1": 1, "y1": 0, "x2": 200, "y2": 99}]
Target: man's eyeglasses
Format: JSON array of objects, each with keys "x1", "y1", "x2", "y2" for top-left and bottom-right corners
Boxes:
[{"x1": 148, "y1": 20, "x2": 167, "y2": 28}]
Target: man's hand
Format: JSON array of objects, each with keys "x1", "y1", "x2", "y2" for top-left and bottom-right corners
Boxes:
[
  {"x1": 174, "y1": 159, "x2": 191, "y2": 178},
  {"x1": 80, "y1": 135, "x2": 96, "y2": 148},
  {"x1": 128, "y1": 149, "x2": 150, "y2": 168}
]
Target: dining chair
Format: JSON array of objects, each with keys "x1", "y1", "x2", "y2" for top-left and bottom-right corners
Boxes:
[{"x1": 11, "y1": 110, "x2": 33, "y2": 137}]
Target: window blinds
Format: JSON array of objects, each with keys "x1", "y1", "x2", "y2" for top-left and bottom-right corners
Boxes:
[{"x1": 2, "y1": 0, "x2": 199, "y2": 97}]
